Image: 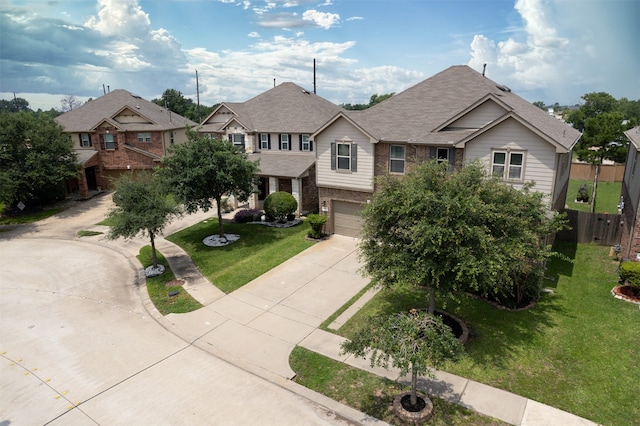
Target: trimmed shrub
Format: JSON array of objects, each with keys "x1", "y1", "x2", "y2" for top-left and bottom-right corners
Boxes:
[
  {"x1": 306, "y1": 213, "x2": 327, "y2": 239},
  {"x1": 264, "y1": 191, "x2": 297, "y2": 223},
  {"x1": 577, "y1": 184, "x2": 589, "y2": 202},
  {"x1": 620, "y1": 261, "x2": 640, "y2": 288},
  {"x1": 233, "y1": 208, "x2": 263, "y2": 224}
]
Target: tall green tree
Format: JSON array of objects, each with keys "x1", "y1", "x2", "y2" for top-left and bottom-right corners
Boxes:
[
  {"x1": 359, "y1": 160, "x2": 566, "y2": 313},
  {"x1": 341, "y1": 92, "x2": 394, "y2": 110},
  {"x1": 105, "y1": 172, "x2": 181, "y2": 269},
  {"x1": 0, "y1": 97, "x2": 31, "y2": 112},
  {"x1": 565, "y1": 92, "x2": 619, "y2": 132},
  {"x1": 0, "y1": 111, "x2": 78, "y2": 206},
  {"x1": 158, "y1": 131, "x2": 259, "y2": 239},
  {"x1": 576, "y1": 111, "x2": 633, "y2": 164},
  {"x1": 152, "y1": 88, "x2": 215, "y2": 123}
]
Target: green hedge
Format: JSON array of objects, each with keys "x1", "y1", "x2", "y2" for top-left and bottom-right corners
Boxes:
[{"x1": 619, "y1": 261, "x2": 640, "y2": 287}]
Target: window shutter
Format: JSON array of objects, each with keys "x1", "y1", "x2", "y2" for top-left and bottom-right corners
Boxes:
[
  {"x1": 310, "y1": 140, "x2": 313, "y2": 152},
  {"x1": 279, "y1": 134, "x2": 282, "y2": 150},
  {"x1": 351, "y1": 143, "x2": 358, "y2": 172},
  {"x1": 241, "y1": 134, "x2": 246, "y2": 149},
  {"x1": 78, "y1": 134, "x2": 83, "y2": 146},
  {"x1": 448, "y1": 148, "x2": 455, "y2": 170},
  {"x1": 288, "y1": 134, "x2": 292, "y2": 150},
  {"x1": 331, "y1": 143, "x2": 336, "y2": 170},
  {"x1": 429, "y1": 147, "x2": 436, "y2": 159},
  {"x1": 268, "y1": 134, "x2": 271, "y2": 150},
  {"x1": 88, "y1": 134, "x2": 92, "y2": 146},
  {"x1": 299, "y1": 135, "x2": 303, "y2": 151}
]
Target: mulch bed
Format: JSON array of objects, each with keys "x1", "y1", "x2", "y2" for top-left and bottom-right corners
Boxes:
[{"x1": 165, "y1": 279, "x2": 185, "y2": 288}]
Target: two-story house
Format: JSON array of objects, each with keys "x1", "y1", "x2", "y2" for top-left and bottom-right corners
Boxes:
[
  {"x1": 199, "y1": 82, "x2": 344, "y2": 214},
  {"x1": 55, "y1": 90, "x2": 196, "y2": 198},
  {"x1": 621, "y1": 126, "x2": 640, "y2": 261},
  {"x1": 312, "y1": 65, "x2": 582, "y2": 236}
]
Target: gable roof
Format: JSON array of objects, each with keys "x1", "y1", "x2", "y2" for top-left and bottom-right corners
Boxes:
[
  {"x1": 55, "y1": 89, "x2": 197, "y2": 133},
  {"x1": 338, "y1": 65, "x2": 581, "y2": 152},
  {"x1": 625, "y1": 126, "x2": 640, "y2": 151},
  {"x1": 200, "y1": 82, "x2": 344, "y2": 133}
]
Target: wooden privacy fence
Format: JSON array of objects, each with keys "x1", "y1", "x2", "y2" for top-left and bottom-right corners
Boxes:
[
  {"x1": 570, "y1": 163, "x2": 625, "y2": 182},
  {"x1": 556, "y1": 209, "x2": 623, "y2": 246}
]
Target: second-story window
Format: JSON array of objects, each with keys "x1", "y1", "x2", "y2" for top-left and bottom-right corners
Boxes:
[
  {"x1": 390, "y1": 145, "x2": 405, "y2": 173},
  {"x1": 137, "y1": 132, "x2": 151, "y2": 142},
  {"x1": 80, "y1": 133, "x2": 91, "y2": 147},
  {"x1": 280, "y1": 134, "x2": 290, "y2": 150},
  {"x1": 260, "y1": 134, "x2": 270, "y2": 150},
  {"x1": 231, "y1": 133, "x2": 245, "y2": 149},
  {"x1": 103, "y1": 133, "x2": 115, "y2": 150},
  {"x1": 300, "y1": 134, "x2": 311, "y2": 151},
  {"x1": 492, "y1": 151, "x2": 524, "y2": 180}
]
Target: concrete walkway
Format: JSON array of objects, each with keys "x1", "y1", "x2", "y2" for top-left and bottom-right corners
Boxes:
[{"x1": 156, "y1": 226, "x2": 599, "y2": 426}]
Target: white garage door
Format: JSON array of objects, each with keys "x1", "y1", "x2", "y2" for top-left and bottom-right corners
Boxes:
[{"x1": 333, "y1": 201, "x2": 364, "y2": 237}]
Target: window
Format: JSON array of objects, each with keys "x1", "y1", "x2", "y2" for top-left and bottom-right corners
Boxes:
[
  {"x1": 137, "y1": 132, "x2": 151, "y2": 142},
  {"x1": 437, "y1": 148, "x2": 449, "y2": 164},
  {"x1": 331, "y1": 141, "x2": 357, "y2": 171},
  {"x1": 390, "y1": 145, "x2": 405, "y2": 173},
  {"x1": 80, "y1": 133, "x2": 91, "y2": 147},
  {"x1": 170, "y1": 131, "x2": 174, "y2": 145},
  {"x1": 300, "y1": 134, "x2": 311, "y2": 151},
  {"x1": 231, "y1": 133, "x2": 245, "y2": 149},
  {"x1": 104, "y1": 133, "x2": 115, "y2": 150},
  {"x1": 260, "y1": 134, "x2": 270, "y2": 150},
  {"x1": 280, "y1": 134, "x2": 290, "y2": 150},
  {"x1": 492, "y1": 151, "x2": 524, "y2": 180}
]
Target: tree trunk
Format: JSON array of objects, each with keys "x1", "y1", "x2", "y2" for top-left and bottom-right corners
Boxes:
[
  {"x1": 428, "y1": 287, "x2": 436, "y2": 314},
  {"x1": 150, "y1": 232, "x2": 158, "y2": 269},
  {"x1": 410, "y1": 367, "x2": 418, "y2": 406},
  {"x1": 215, "y1": 196, "x2": 225, "y2": 239}
]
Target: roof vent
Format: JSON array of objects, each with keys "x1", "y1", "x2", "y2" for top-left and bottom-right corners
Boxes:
[
  {"x1": 496, "y1": 84, "x2": 511, "y2": 92},
  {"x1": 136, "y1": 105, "x2": 140, "y2": 109}
]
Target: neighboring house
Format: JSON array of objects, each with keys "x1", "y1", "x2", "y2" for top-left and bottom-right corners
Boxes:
[
  {"x1": 198, "y1": 82, "x2": 343, "y2": 214},
  {"x1": 621, "y1": 126, "x2": 640, "y2": 261},
  {"x1": 312, "y1": 65, "x2": 582, "y2": 236},
  {"x1": 55, "y1": 90, "x2": 196, "y2": 198}
]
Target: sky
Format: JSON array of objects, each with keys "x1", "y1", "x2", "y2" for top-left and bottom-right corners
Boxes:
[{"x1": 1, "y1": 0, "x2": 638, "y2": 112}]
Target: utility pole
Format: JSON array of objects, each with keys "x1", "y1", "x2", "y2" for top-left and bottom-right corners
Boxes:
[{"x1": 196, "y1": 69, "x2": 201, "y2": 123}]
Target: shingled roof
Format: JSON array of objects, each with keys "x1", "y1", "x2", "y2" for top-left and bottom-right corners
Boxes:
[
  {"x1": 55, "y1": 89, "x2": 197, "y2": 133},
  {"x1": 201, "y1": 82, "x2": 343, "y2": 133},
  {"x1": 342, "y1": 65, "x2": 581, "y2": 152}
]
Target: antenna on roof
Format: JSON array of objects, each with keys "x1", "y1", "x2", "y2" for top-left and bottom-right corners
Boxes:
[
  {"x1": 482, "y1": 64, "x2": 487, "y2": 77},
  {"x1": 274, "y1": 78, "x2": 276, "y2": 88},
  {"x1": 107, "y1": 85, "x2": 110, "y2": 93},
  {"x1": 313, "y1": 58, "x2": 317, "y2": 95},
  {"x1": 103, "y1": 84, "x2": 106, "y2": 95}
]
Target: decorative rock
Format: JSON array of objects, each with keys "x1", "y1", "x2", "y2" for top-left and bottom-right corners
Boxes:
[
  {"x1": 202, "y1": 233, "x2": 240, "y2": 247},
  {"x1": 144, "y1": 264, "x2": 165, "y2": 277}
]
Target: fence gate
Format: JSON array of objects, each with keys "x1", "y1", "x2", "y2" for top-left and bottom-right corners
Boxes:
[{"x1": 557, "y1": 209, "x2": 623, "y2": 246}]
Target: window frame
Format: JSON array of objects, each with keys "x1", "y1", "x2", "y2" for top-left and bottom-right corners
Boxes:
[
  {"x1": 260, "y1": 133, "x2": 270, "y2": 150},
  {"x1": 389, "y1": 145, "x2": 405, "y2": 174},
  {"x1": 103, "y1": 133, "x2": 115, "y2": 150},
  {"x1": 230, "y1": 133, "x2": 245, "y2": 149},
  {"x1": 337, "y1": 142, "x2": 351, "y2": 170},
  {"x1": 436, "y1": 148, "x2": 449, "y2": 164},
  {"x1": 491, "y1": 150, "x2": 525, "y2": 181},
  {"x1": 80, "y1": 133, "x2": 91, "y2": 147},
  {"x1": 280, "y1": 134, "x2": 290, "y2": 150},
  {"x1": 301, "y1": 134, "x2": 310, "y2": 151},
  {"x1": 137, "y1": 132, "x2": 151, "y2": 143}
]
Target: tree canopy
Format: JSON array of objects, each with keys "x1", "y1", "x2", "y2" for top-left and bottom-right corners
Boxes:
[
  {"x1": 0, "y1": 97, "x2": 30, "y2": 113},
  {"x1": 358, "y1": 160, "x2": 566, "y2": 313},
  {"x1": 341, "y1": 93, "x2": 394, "y2": 110},
  {"x1": 158, "y1": 131, "x2": 259, "y2": 238},
  {"x1": 105, "y1": 171, "x2": 181, "y2": 268},
  {"x1": 0, "y1": 111, "x2": 78, "y2": 207},
  {"x1": 152, "y1": 89, "x2": 215, "y2": 123}
]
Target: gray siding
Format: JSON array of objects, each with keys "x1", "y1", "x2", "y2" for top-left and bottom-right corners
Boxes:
[{"x1": 450, "y1": 101, "x2": 506, "y2": 129}]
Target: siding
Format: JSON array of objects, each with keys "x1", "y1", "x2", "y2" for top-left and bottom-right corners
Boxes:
[
  {"x1": 450, "y1": 100, "x2": 506, "y2": 129},
  {"x1": 463, "y1": 118, "x2": 557, "y2": 205},
  {"x1": 623, "y1": 148, "x2": 640, "y2": 213},
  {"x1": 315, "y1": 117, "x2": 374, "y2": 191},
  {"x1": 114, "y1": 110, "x2": 151, "y2": 124}
]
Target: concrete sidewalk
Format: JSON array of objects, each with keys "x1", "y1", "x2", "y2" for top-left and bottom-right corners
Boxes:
[{"x1": 154, "y1": 228, "x2": 599, "y2": 426}]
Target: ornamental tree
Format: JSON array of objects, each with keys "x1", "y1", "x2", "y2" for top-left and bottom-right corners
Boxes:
[
  {"x1": 105, "y1": 171, "x2": 182, "y2": 269},
  {"x1": 158, "y1": 131, "x2": 259, "y2": 239},
  {"x1": 341, "y1": 310, "x2": 461, "y2": 408},
  {"x1": 359, "y1": 160, "x2": 566, "y2": 313}
]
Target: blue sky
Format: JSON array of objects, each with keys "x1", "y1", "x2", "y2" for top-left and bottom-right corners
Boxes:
[{"x1": 1, "y1": 0, "x2": 638, "y2": 112}]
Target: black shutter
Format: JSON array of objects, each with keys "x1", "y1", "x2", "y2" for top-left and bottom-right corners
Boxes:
[
  {"x1": 310, "y1": 140, "x2": 313, "y2": 152},
  {"x1": 88, "y1": 134, "x2": 92, "y2": 146},
  {"x1": 448, "y1": 148, "x2": 455, "y2": 170},
  {"x1": 331, "y1": 143, "x2": 336, "y2": 170},
  {"x1": 299, "y1": 135, "x2": 303, "y2": 151},
  {"x1": 268, "y1": 134, "x2": 271, "y2": 150},
  {"x1": 78, "y1": 134, "x2": 83, "y2": 147},
  {"x1": 351, "y1": 143, "x2": 358, "y2": 172},
  {"x1": 279, "y1": 134, "x2": 282, "y2": 150},
  {"x1": 288, "y1": 134, "x2": 292, "y2": 150},
  {"x1": 429, "y1": 147, "x2": 436, "y2": 159},
  {"x1": 241, "y1": 134, "x2": 246, "y2": 149}
]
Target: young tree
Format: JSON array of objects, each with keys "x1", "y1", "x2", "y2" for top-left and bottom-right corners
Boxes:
[
  {"x1": 158, "y1": 131, "x2": 259, "y2": 240},
  {"x1": 0, "y1": 111, "x2": 78, "y2": 207},
  {"x1": 59, "y1": 95, "x2": 83, "y2": 112},
  {"x1": 105, "y1": 172, "x2": 181, "y2": 269},
  {"x1": 359, "y1": 160, "x2": 566, "y2": 313},
  {"x1": 341, "y1": 310, "x2": 461, "y2": 410}
]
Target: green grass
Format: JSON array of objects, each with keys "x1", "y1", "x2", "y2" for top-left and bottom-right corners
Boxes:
[
  {"x1": 137, "y1": 245, "x2": 202, "y2": 315},
  {"x1": 290, "y1": 347, "x2": 508, "y2": 425},
  {"x1": 335, "y1": 242, "x2": 639, "y2": 426},
  {"x1": 77, "y1": 230, "x2": 103, "y2": 237},
  {"x1": 96, "y1": 217, "x2": 116, "y2": 226},
  {"x1": 0, "y1": 206, "x2": 66, "y2": 224},
  {"x1": 566, "y1": 179, "x2": 622, "y2": 213},
  {"x1": 166, "y1": 218, "x2": 315, "y2": 293}
]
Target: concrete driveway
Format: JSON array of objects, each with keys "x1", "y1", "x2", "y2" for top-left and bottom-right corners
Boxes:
[{"x1": 0, "y1": 196, "x2": 376, "y2": 425}]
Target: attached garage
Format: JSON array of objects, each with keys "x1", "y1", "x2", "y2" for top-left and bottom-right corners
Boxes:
[{"x1": 333, "y1": 201, "x2": 365, "y2": 237}]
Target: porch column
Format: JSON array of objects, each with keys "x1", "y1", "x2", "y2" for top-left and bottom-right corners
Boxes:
[
  {"x1": 291, "y1": 178, "x2": 302, "y2": 216},
  {"x1": 269, "y1": 177, "x2": 278, "y2": 194}
]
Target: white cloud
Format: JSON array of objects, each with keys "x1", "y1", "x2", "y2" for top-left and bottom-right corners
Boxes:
[
  {"x1": 248, "y1": 31, "x2": 260, "y2": 38},
  {"x1": 302, "y1": 9, "x2": 339, "y2": 29},
  {"x1": 345, "y1": 16, "x2": 363, "y2": 22}
]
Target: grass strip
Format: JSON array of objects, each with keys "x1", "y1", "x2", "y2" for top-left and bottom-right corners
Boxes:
[
  {"x1": 290, "y1": 346, "x2": 507, "y2": 425},
  {"x1": 0, "y1": 207, "x2": 66, "y2": 224},
  {"x1": 137, "y1": 245, "x2": 202, "y2": 315}
]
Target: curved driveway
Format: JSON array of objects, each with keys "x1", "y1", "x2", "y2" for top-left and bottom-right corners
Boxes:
[{"x1": 0, "y1": 196, "x2": 371, "y2": 425}]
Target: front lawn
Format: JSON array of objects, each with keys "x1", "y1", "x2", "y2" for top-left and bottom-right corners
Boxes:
[
  {"x1": 0, "y1": 205, "x2": 66, "y2": 224},
  {"x1": 336, "y1": 242, "x2": 639, "y2": 426},
  {"x1": 166, "y1": 218, "x2": 315, "y2": 293}
]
